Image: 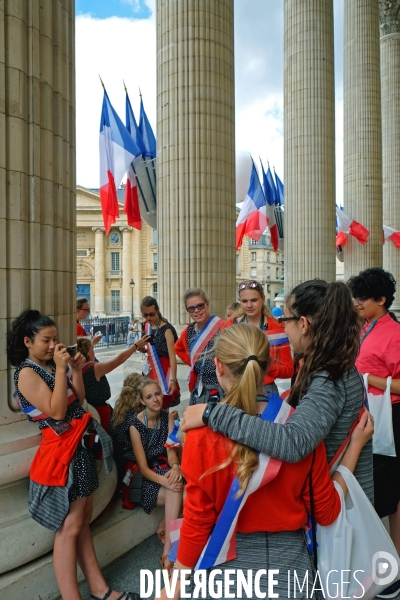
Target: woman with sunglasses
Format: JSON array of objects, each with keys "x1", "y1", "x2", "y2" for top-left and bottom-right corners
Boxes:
[
  {"x1": 226, "y1": 280, "x2": 294, "y2": 394},
  {"x1": 182, "y1": 280, "x2": 374, "y2": 502},
  {"x1": 174, "y1": 288, "x2": 225, "y2": 404},
  {"x1": 140, "y1": 296, "x2": 180, "y2": 409}
]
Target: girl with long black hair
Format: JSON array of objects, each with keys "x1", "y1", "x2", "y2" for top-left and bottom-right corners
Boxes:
[{"x1": 7, "y1": 310, "x2": 137, "y2": 600}]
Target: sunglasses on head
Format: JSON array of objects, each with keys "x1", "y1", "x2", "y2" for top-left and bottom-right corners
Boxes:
[
  {"x1": 142, "y1": 312, "x2": 157, "y2": 318},
  {"x1": 238, "y1": 280, "x2": 263, "y2": 292},
  {"x1": 186, "y1": 302, "x2": 206, "y2": 314}
]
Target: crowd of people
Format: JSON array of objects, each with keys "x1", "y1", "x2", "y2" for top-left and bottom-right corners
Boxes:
[{"x1": 6, "y1": 266, "x2": 400, "y2": 599}]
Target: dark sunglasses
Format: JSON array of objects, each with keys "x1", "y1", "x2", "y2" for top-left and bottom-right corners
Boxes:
[
  {"x1": 277, "y1": 316, "x2": 300, "y2": 324},
  {"x1": 238, "y1": 280, "x2": 263, "y2": 292},
  {"x1": 186, "y1": 302, "x2": 206, "y2": 314},
  {"x1": 142, "y1": 312, "x2": 157, "y2": 318}
]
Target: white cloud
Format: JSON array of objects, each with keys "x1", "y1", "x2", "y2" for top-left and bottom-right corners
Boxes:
[{"x1": 76, "y1": 0, "x2": 344, "y2": 206}]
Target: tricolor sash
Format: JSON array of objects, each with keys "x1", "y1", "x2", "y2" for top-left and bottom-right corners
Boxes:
[
  {"x1": 266, "y1": 328, "x2": 290, "y2": 347},
  {"x1": 189, "y1": 316, "x2": 224, "y2": 393},
  {"x1": 17, "y1": 361, "x2": 77, "y2": 421},
  {"x1": 145, "y1": 322, "x2": 170, "y2": 396},
  {"x1": 164, "y1": 419, "x2": 181, "y2": 448},
  {"x1": 167, "y1": 393, "x2": 294, "y2": 566}
]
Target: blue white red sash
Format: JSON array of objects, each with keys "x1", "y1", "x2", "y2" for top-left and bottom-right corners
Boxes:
[
  {"x1": 194, "y1": 393, "x2": 294, "y2": 569},
  {"x1": 266, "y1": 328, "x2": 290, "y2": 347},
  {"x1": 189, "y1": 316, "x2": 223, "y2": 391},
  {"x1": 145, "y1": 322, "x2": 170, "y2": 396},
  {"x1": 167, "y1": 393, "x2": 294, "y2": 566},
  {"x1": 18, "y1": 361, "x2": 77, "y2": 421},
  {"x1": 164, "y1": 419, "x2": 181, "y2": 448}
]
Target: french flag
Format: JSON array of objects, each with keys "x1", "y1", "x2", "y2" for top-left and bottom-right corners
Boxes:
[
  {"x1": 236, "y1": 162, "x2": 267, "y2": 251},
  {"x1": 335, "y1": 206, "x2": 370, "y2": 248},
  {"x1": 99, "y1": 89, "x2": 140, "y2": 235},
  {"x1": 262, "y1": 162, "x2": 279, "y2": 251},
  {"x1": 124, "y1": 91, "x2": 144, "y2": 230},
  {"x1": 383, "y1": 225, "x2": 400, "y2": 249}
]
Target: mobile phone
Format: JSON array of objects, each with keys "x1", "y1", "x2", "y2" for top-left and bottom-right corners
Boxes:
[
  {"x1": 94, "y1": 331, "x2": 102, "y2": 337},
  {"x1": 141, "y1": 332, "x2": 154, "y2": 344},
  {"x1": 141, "y1": 322, "x2": 146, "y2": 333},
  {"x1": 65, "y1": 345, "x2": 77, "y2": 357}
]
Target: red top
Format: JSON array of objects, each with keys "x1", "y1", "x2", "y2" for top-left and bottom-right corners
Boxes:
[
  {"x1": 223, "y1": 317, "x2": 294, "y2": 384},
  {"x1": 76, "y1": 322, "x2": 86, "y2": 336},
  {"x1": 356, "y1": 312, "x2": 400, "y2": 404},
  {"x1": 177, "y1": 426, "x2": 341, "y2": 567}
]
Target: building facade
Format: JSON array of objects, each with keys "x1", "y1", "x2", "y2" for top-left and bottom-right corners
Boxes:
[{"x1": 77, "y1": 189, "x2": 285, "y2": 317}]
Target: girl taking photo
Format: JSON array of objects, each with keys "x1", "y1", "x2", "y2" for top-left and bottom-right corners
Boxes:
[
  {"x1": 7, "y1": 310, "x2": 137, "y2": 600},
  {"x1": 110, "y1": 376, "x2": 183, "y2": 574},
  {"x1": 140, "y1": 296, "x2": 180, "y2": 408}
]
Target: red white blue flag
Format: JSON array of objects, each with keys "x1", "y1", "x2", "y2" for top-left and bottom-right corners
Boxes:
[
  {"x1": 236, "y1": 163, "x2": 267, "y2": 251},
  {"x1": 145, "y1": 322, "x2": 170, "y2": 396},
  {"x1": 336, "y1": 206, "x2": 370, "y2": 248},
  {"x1": 383, "y1": 225, "x2": 400, "y2": 249},
  {"x1": 99, "y1": 89, "x2": 140, "y2": 234},
  {"x1": 261, "y1": 161, "x2": 279, "y2": 252}
]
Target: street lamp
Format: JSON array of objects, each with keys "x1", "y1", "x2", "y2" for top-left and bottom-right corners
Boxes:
[{"x1": 129, "y1": 279, "x2": 135, "y2": 321}]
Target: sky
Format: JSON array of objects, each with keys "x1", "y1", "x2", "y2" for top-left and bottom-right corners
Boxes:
[{"x1": 76, "y1": 0, "x2": 344, "y2": 204}]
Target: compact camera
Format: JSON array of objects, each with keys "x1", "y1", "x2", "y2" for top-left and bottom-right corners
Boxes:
[{"x1": 65, "y1": 345, "x2": 77, "y2": 357}]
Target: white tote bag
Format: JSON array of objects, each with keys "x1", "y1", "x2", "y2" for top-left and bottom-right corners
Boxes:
[
  {"x1": 317, "y1": 465, "x2": 400, "y2": 600},
  {"x1": 364, "y1": 374, "x2": 396, "y2": 456}
]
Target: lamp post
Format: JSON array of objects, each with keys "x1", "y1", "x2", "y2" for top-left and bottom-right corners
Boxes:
[{"x1": 129, "y1": 279, "x2": 135, "y2": 321}]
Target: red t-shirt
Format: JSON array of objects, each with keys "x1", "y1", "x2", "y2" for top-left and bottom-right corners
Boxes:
[
  {"x1": 356, "y1": 313, "x2": 400, "y2": 404},
  {"x1": 76, "y1": 322, "x2": 86, "y2": 337},
  {"x1": 177, "y1": 426, "x2": 340, "y2": 568}
]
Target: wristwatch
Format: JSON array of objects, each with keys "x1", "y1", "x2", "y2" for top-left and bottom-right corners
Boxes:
[
  {"x1": 202, "y1": 402, "x2": 218, "y2": 426},
  {"x1": 170, "y1": 378, "x2": 178, "y2": 383}
]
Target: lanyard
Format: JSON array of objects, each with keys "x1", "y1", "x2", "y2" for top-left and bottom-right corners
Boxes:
[
  {"x1": 360, "y1": 320, "x2": 377, "y2": 346},
  {"x1": 242, "y1": 314, "x2": 266, "y2": 330},
  {"x1": 143, "y1": 409, "x2": 160, "y2": 451}
]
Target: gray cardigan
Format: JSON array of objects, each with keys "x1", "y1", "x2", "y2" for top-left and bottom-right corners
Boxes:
[{"x1": 209, "y1": 366, "x2": 374, "y2": 503}]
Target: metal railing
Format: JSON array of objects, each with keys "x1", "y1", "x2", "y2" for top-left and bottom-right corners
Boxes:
[{"x1": 78, "y1": 316, "x2": 137, "y2": 348}]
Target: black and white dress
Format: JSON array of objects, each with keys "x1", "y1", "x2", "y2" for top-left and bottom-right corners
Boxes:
[
  {"x1": 15, "y1": 361, "x2": 99, "y2": 503},
  {"x1": 111, "y1": 409, "x2": 170, "y2": 514}
]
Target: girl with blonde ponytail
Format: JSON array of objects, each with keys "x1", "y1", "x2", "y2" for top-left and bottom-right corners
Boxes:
[{"x1": 160, "y1": 323, "x2": 373, "y2": 600}]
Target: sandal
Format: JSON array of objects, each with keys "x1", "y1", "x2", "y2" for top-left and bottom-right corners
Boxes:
[
  {"x1": 159, "y1": 554, "x2": 175, "y2": 578},
  {"x1": 157, "y1": 529, "x2": 165, "y2": 545},
  {"x1": 90, "y1": 589, "x2": 140, "y2": 600}
]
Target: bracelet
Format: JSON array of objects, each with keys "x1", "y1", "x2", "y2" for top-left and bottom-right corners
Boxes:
[
  {"x1": 133, "y1": 343, "x2": 138, "y2": 351},
  {"x1": 170, "y1": 378, "x2": 178, "y2": 383},
  {"x1": 202, "y1": 402, "x2": 218, "y2": 426}
]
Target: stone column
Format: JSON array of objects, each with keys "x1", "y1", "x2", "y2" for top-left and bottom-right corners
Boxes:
[
  {"x1": 284, "y1": 0, "x2": 336, "y2": 292},
  {"x1": 156, "y1": 0, "x2": 236, "y2": 324},
  {"x1": 380, "y1": 0, "x2": 400, "y2": 311},
  {"x1": 120, "y1": 226, "x2": 133, "y2": 316},
  {"x1": 92, "y1": 227, "x2": 105, "y2": 315},
  {"x1": 343, "y1": 0, "x2": 382, "y2": 278},
  {"x1": 0, "y1": 0, "x2": 78, "y2": 573}
]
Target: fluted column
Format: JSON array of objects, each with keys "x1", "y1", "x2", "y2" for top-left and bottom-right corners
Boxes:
[
  {"x1": 157, "y1": 0, "x2": 236, "y2": 324},
  {"x1": 344, "y1": 0, "x2": 382, "y2": 278},
  {"x1": 92, "y1": 227, "x2": 105, "y2": 315},
  {"x1": 0, "y1": 0, "x2": 77, "y2": 574},
  {"x1": 284, "y1": 0, "x2": 336, "y2": 292},
  {"x1": 120, "y1": 226, "x2": 133, "y2": 315},
  {"x1": 380, "y1": 0, "x2": 400, "y2": 311}
]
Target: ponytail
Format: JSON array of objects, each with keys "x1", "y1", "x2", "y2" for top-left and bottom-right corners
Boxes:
[
  {"x1": 6, "y1": 310, "x2": 56, "y2": 367},
  {"x1": 210, "y1": 324, "x2": 270, "y2": 494},
  {"x1": 287, "y1": 280, "x2": 360, "y2": 407}
]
